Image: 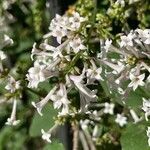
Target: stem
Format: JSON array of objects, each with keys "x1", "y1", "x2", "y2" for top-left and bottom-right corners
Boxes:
[
  {"x1": 72, "y1": 124, "x2": 79, "y2": 150},
  {"x1": 64, "y1": 52, "x2": 81, "y2": 74},
  {"x1": 79, "y1": 130, "x2": 89, "y2": 150},
  {"x1": 93, "y1": 0, "x2": 97, "y2": 21},
  {"x1": 86, "y1": 0, "x2": 97, "y2": 43},
  {"x1": 48, "y1": 123, "x2": 59, "y2": 134},
  {"x1": 83, "y1": 129, "x2": 96, "y2": 150},
  {"x1": 10, "y1": 99, "x2": 17, "y2": 120}
]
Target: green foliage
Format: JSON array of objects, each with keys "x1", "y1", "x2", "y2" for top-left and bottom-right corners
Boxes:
[
  {"x1": 125, "y1": 89, "x2": 146, "y2": 108},
  {"x1": 43, "y1": 141, "x2": 65, "y2": 150},
  {"x1": 121, "y1": 123, "x2": 150, "y2": 150},
  {"x1": 29, "y1": 104, "x2": 57, "y2": 137},
  {"x1": 0, "y1": 127, "x2": 27, "y2": 150}
]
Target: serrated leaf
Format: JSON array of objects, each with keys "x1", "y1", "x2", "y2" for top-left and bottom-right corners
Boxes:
[
  {"x1": 121, "y1": 124, "x2": 149, "y2": 150},
  {"x1": 29, "y1": 104, "x2": 57, "y2": 137}
]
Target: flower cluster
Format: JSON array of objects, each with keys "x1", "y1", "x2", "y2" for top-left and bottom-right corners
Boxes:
[
  {"x1": 4, "y1": 75, "x2": 21, "y2": 126},
  {"x1": 27, "y1": 10, "x2": 150, "y2": 146},
  {"x1": 101, "y1": 29, "x2": 150, "y2": 146},
  {"x1": 27, "y1": 12, "x2": 126, "y2": 143},
  {"x1": 0, "y1": 34, "x2": 21, "y2": 126},
  {"x1": 27, "y1": 11, "x2": 99, "y2": 117},
  {"x1": 27, "y1": 12, "x2": 87, "y2": 89},
  {"x1": 100, "y1": 29, "x2": 150, "y2": 97}
]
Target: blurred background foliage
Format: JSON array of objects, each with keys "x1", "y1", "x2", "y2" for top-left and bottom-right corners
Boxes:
[
  {"x1": 0, "y1": 0, "x2": 55, "y2": 149},
  {"x1": 0, "y1": 0, "x2": 149, "y2": 150}
]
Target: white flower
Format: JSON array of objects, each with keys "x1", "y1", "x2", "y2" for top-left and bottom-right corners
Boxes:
[
  {"x1": 80, "y1": 119, "x2": 90, "y2": 130},
  {"x1": 70, "y1": 75, "x2": 97, "y2": 99},
  {"x1": 86, "y1": 67, "x2": 103, "y2": 81},
  {"x1": 136, "y1": 29, "x2": 150, "y2": 44},
  {"x1": 147, "y1": 127, "x2": 150, "y2": 138},
  {"x1": 51, "y1": 84, "x2": 70, "y2": 115},
  {"x1": 128, "y1": 73, "x2": 145, "y2": 91},
  {"x1": 101, "y1": 60, "x2": 124, "y2": 74},
  {"x1": 91, "y1": 110, "x2": 101, "y2": 121},
  {"x1": 0, "y1": 51, "x2": 6, "y2": 60},
  {"x1": 142, "y1": 98, "x2": 150, "y2": 121},
  {"x1": 99, "y1": 29, "x2": 149, "y2": 92},
  {"x1": 5, "y1": 76, "x2": 20, "y2": 93},
  {"x1": 48, "y1": 14, "x2": 67, "y2": 31},
  {"x1": 115, "y1": 0, "x2": 125, "y2": 7},
  {"x1": 146, "y1": 127, "x2": 150, "y2": 146},
  {"x1": 41, "y1": 129, "x2": 51, "y2": 143},
  {"x1": 50, "y1": 14, "x2": 69, "y2": 30},
  {"x1": 69, "y1": 12, "x2": 86, "y2": 30},
  {"x1": 5, "y1": 99, "x2": 20, "y2": 126},
  {"x1": 4, "y1": 34, "x2": 13, "y2": 46},
  {"x1": 115, "y1": 114, "x2": 127, "y2": 127},
  {"x1": 147, "y1": 75, "x2": 150, "y2": 83},
  {"x1": 50, "y1": 26, "x2": 67, "y2": 44},
  {"x1": 142, "y1": 98, "x2": 150, "y2": 112},
  {"x1": 69, "y1": 37, "x2": 86, "y2": 53},
  {"x1": 27, "y1": 62, "x2": 46, "y2": 88},
  {"x1": 32, "y1": 86, "x2": 57, "y2": 116},
  {"x1": 120, "y1": 33, "x2": 134, "y2": 47},
  {"x1": 92, "y1": 125, "x2": 100, "y2": 140},
  {"x1": 31, "y1": 43, "x2": 41, "y2": 60},
  {"x1": 118, "y1": 87, "x2": 125, "y2": 95},
  {"x1": 5, "y1": 118, "x2": 20, "y2": 126},
  {"x1": 104, "y1": 39, "x2": 112, "y2": 52},
  {"x1": 45, "y1": 12, "x2": 85, "y2": 39},
  {"x1": 141, "y1": 62, "x2": 150, "y2": 73},
  {"x1": 103, "y1": 102, "x2": 115, "y2": 115},
  {"x1": 129, "y1": 109, "x2": 141, "y2": 123}
]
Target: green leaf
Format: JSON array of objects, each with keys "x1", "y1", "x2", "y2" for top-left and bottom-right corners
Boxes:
[
  {"x1": 38, "y1": 81, "x2": 53, "y2": 93},
  {"x1": 121, "y1": 124, "x2": 149, "y2": 150},
  {"x1": 113, "y1": 87, "x2": 147, "y2": 108},
  {"x1": 26, "y1": 89, "x2": 39, "y2": 103},
  {"x1": 43, "y1": 141, "x2": 64, "y2": 150},
  {"x1": 125, "y1": 88, "x2": 147, "y2": 108},
  {"x1": 29, "y1": 104, "x2": 57, "y2": 137}
]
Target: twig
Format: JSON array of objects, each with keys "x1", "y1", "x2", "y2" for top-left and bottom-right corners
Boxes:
[
  {"x1": 83, "y1": 129, "x2": 96, "y2": 150},
  {"x1": 86, "y1": 0, "x2": 97, "y2": 43},
  {"x1": 72, "y1": 124, "x2": 79, "y2": 150},
  {"x1": 48, "y1": 123, "x2": 59, "y2": 135},
  {"x1": 79, "y1": 130, "x2": 89, "y2": 150}
]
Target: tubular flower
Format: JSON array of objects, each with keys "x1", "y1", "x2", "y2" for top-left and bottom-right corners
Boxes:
[{"x1": 100, "y1": 29, "x2": 150, "y2": 94}]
